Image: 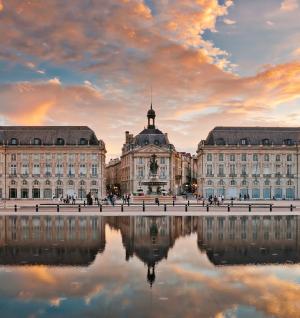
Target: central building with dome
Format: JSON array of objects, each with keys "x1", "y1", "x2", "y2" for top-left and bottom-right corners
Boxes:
[{"x1": 120, "y1": 104, "x2": 176, "y2": 195}]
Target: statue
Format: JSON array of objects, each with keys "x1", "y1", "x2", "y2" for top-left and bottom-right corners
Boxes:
[{"x1": 149, "y1": 154, "x2": 158, "y2": 176}]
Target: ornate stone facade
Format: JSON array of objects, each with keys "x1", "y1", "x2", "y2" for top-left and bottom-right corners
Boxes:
[
  {"x1": 197, "y1": 127, "x2": 300, "y2": 199},
  {"x1": 0, "y1": 126, "x2": 106, "y2": 200},
  {"x1": 119, "y1": 105, "x2": 176, "y2": 195}
]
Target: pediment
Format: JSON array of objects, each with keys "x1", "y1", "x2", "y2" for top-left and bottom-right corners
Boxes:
[{"x1": 134, "y1": 144, "x2": 169, "y2": 154}]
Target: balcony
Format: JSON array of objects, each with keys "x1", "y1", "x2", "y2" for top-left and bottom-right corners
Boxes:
[
  {"x1": 252, "y1": 174, "x2": 260, "y2": 177},
  {"x1": 21, "y1": 173, "x2": 29, "y2": 178},
  {"x1": 217, "y1": 173, "x2": 225, "y2": 177},
  {"x1": 91, "y1": 174, "x2": 98, "y2": 178},
  {"x1": 67, "y1": 174, "x2": 75, "y2": 178},
  {"x1": 263, "y1": 174, "x2": 271, "y2": 178},
  {"x1": 206, "y1": 173, "x2": 214, "y2": 177},
  {"x1": 240, "y1": 173, "x2": 248, "y2": 177},
  {"x1": 79, "y1": 173, "x2": 87, "y2": 178},
  {"x1": 32, "y1": 174, "x2": 40, "y2": 177},
  {"x1": 44, "y1": 173, "x2": 52, "y2": 177},
  {"x1": 275, "y1": 173, "x2": 282, "y2": 178},
  {"x1": 229, "y1": 173, "x2": 237, "y2": 178},
  {"x1": 55, "y1": 173, "x2": 64, "y2": 177},
  {"x1": 9, "y1": 173, "x2": 17, "y2": 178}
]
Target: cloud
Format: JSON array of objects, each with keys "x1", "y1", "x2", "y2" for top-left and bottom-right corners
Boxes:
[
  {"x1": 0, "y1": 0, "x2": 3, "y2": 11},
  {"x1": 280, "y1": 0, "x2": 299, "y2": 11},
  {"x1": 223, "y1": 18, "x2": 236, "y2": 25},
  {"x1": 48, "y1": 77, "x2": 61, "y2": 85}
]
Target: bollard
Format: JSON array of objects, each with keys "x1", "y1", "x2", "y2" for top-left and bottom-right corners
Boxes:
[
  {"x1": 84, "y1": 200, "x2": 86, "y2": 207},
  {"x1": 143, "y1": 202, "x2": 145, "y2": 212},
  {"x1": 188, "y1": 200, "x2": 190, "y2": 207},
  {"x1": 14, "y1": 204, "x2": 17, "y2": 212},
  {"x1": 173, "y1": 200, "x2": 175, "y2": 207},
  {"x1": 100, "y1": 204, "x2": 102, "y2": 212},
  {"x1": 249, "y1": 204, "x2": 251, "y2": 212},
  {"x1": 227, "y1": 204, "x2": 230, "y2": 212},
  {"x1": 121, "y1": 204, "x2": 124, "y2": 212},
  {"x1": 185, "y1": 204, "x2": 188, "y2": 212},
  {"x1": 164, "y1": 204, "x2": 167, "y2": 212},
  {"x1": 35, "y1": 204, "x2": 38, "y2": 212},
  {"x1": 57, "y1": 204, "x2": 59, "y2": 212},
  {"x1": 290, "y1": 204, "x2": 293, "y2": 212},
  {"x1": 78, "y1": 204, "x2": 81, "y2": 212},
  {"x1": 270, "y1": 204, "x2": 272, "y2": 212},
  {"x1": 206, "y1": 204, "x2": 209, "y2": 212},
  {"x1": 202, "y1": 200, "x2": 205, "y2": 207}
]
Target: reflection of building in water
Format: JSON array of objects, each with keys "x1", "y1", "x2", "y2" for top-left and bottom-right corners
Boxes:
[
  {"x1": 0, "y1": 216, "x2": 105, "y2": 266},
  {"x1": 197, "y1": 216, "x2": 300, "y2": 265},
  {"x1": 107, "y1": 216, "x2": 193, "y2": 286}
]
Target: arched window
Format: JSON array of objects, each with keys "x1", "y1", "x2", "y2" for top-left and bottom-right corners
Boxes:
[
  {"x1": 264, "y1": 154, "x2": 269, "y2": 161},
  {"x1": 68, "y1": 180, "x2": 74, "y2": 186},
  {"x1": 276, "y1": 154, "x2": 281, "y2": 161},
  {"x1": 91, "y1": 180, "x2": 97, "y2": 186},
  {"x1": 287, "y1": 154, "x2": 292, "y2": 161},
  {"x1": 287, "y1": 180, "x2": 293, "y2": 186},
  {"x1": 33, "y1": 180, "x2": 39, "y2": 186},
  {"x1": 230, "y1": 180, "x2": 236, "y2": 186},
  {"x1": 45, "y1": 180, "x2": 51, "y2": 185},
  {"x1": 284, "y1": 139, "x2": 293, "y2": 146},
  {"x1": 22, "y1": 180, "x2": 27, "y2": 185},
  {"x1": 80, "y1": 180, "x2": 85, "y2": 186},
  {"x1": 240, "y1": 138, "x2": 248, "y2": 145},
  {"x1": 276, "y1": 179, "x2": 281, "y2": 185},
  {"x1": 11, "y1": 180, "x2": 16, "y2": 185},
  {"x1": 56, "y1": 138, "x2": 65, "y2": 145},
  {"x1": 218, "y1": 179, "x2": 224, "y2": 186},
  {"x1": 262, "y1": 138, "x2": 271, "y2": 145},
  {"x1": 154, "y1": 140, "x2": 160, "y2": 146},
  {"x1": 79, "y1": 138, "x2": 88, "y2": 145},
  {"x1": 33, "y1": 138, "x2": 41, "y2": 145},
  {"x1": 207, "y1": 180, "x2": 213, "y2": 186},
  {"x1": 264, "y1": 179, "x2": 270, "y2": 186},
  {"x1": 253, "y1": 180, "x2": 259, "y2": 186},
  {"x1": 241, "y1": 179, "x2": 247, "y2": 186},
  {"x1": 10, "y1": 138, "x2": 18, "y2": 145},
  {"x1": 57, "y1": 180, "x2": 63, "y2": 186}
]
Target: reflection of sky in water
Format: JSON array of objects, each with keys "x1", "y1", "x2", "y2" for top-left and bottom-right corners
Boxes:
[{"x1": 0, "y1": 216, "x2": 299, "y2": 318}]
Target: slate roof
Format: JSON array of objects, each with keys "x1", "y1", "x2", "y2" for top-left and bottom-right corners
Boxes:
[
  {"x1": 134, "y1": 128, "x2": 169, "y2": 146},
  {"x1": 205, "y1": 126, "x2": 300, "y2": 146},
  {"x1": 0, "y1": 126, "x2": 105, "y2": 147}
]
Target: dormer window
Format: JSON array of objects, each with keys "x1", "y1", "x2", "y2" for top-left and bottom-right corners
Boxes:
[
  {"x1": 33, "y1": 138, "x2": 41, "y2": 145},
  {"x1": 240, "y1": 138, "x2": 248, "y2": 145},
  {"x1": 284, "y1": 139, "x2": 293, "y2": 146},
  {"x1": 262, "y1": 138, "x2": 271, "y2": 145},
  {"x1": 79, "y1": 138, "x2": 88, "y2": 145},
  {"x1": 56, "y1": 138, "x2": 65, "y2": 145},
  {"x1": 154, "y1": 140, "x2": 160, "y2": 145},
  {"x1": 10, "y1": 138, "x2": 18, "y2": 145}
]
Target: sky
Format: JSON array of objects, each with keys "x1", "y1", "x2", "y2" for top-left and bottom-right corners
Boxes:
[{"x1": 0, "y1": 0, "x2": 300, "y2": 159}]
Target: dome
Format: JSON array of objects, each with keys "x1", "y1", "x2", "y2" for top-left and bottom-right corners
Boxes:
[{"x1": 147, "y1": 107, "x2": 156, "y2": 118}]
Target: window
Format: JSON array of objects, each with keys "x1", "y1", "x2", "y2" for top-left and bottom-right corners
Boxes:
[
  {"x1": 79, "y1": 164, "x2": 86, "y2": 175},
  {"x1": 21, "y1": 164, "x2": 29, "y2": 175},
  {"x1": 218, "y1": 164, "x2": 224, "y2": 176},
  {"x1": 45, "y1": 180, "x2": 51, "y2": 186},
  {"x1": 91, "y1": 153, "x2": 97, "y2": 161},
  {"x1": 219, "y1": 153, "x2": 224, "y2": 161},
  {"x1": 240, "y1": 138, "x2": 248, "y2": 145},
  {"x1": 230, "y1": 154, "x2": 235, "y2": 161},
  {"x1": 241, "y1": 164, "x2": 247, "y2": 175},
  {"x1": 22, "y1": 180, "x2": 27, "y2": 185},
  {"x1": 57, "y1": 180, "x2": 63, "y2": 186},
  {"x1": 253, "y1": 154, "x2": 258, "y2": 161},
  {"x1": 138, "y1": 158, "x2": 143, "y2": 164},
  {"x1": 160, "y1": 166, "x2": 166, "y2": 178},
  {"x1": 33, "y1": 164, "x2": 40, "y2": 175},
  {"x1": 68, "y1": 180, "x2": 74, "y2": 186},
  {"x1": 80, "y1": 153, "x2": 85, "y2": 161},
  {"x1": 10, "y1": 164, "x2": 17, "y2": 175},
  {"x1": 287, "y1": 164, "x2": 292, "y2": 176},
  {"x1": 11, "y1": 154, "x2": 16, "y2": 161},
  {"x1": 33, "y1": 180, "x2": 39, "y2": 186},
  {"x1": 91, "y1": 180, "x2": 97, "y2": 186},
  {"x1": 218, "y1": 179, "x2": 224, "y2": 186},
  {"x1": 206, "y1": 164, "x2": 213, "y2": 176},
  {"x1": 276, "y1": 179, "x2": 281, "y2": 186},
  {"x1": 262, "y1": 139, "x2": 271, "y2": 145},
  {"x1": 45, "y1": 163, "x2": 51, "y2": 176},
  {"x1": 79, "y1": 138, "x2": 88, "y2": 145},
  {"x1": 207, "y1": 154, "x2": 212, "y2": 161},
  {"x1": 80, "y1": 180, "x2": 85, "y2": 186},
  {"x1": 91, "y1": 164, "x2": 98, "y2": 176},
  {"x1": 56, "y1": 163, "x2": 63, "y2": 176},
  {"x1": 68, "y1": 164, "x2": 75, "y2": 176},
  {"x1": 160, "y1": 157, "x2": 165, "y2": 164},
  {"x1": 137, "y1": 166, "x2": 144, "y2": 177},
  {"x1": 264, "y1": 154, "x2": 269, "y2": 161},
  {"x1": 10, "y1": 138, "x2": 18, "y2": 145},
  {"x1": 229, "y1": 164, "x2": 235, "y2": 176},
  {"x1": 287, "y1": 154, "x2": 292, "y2": 162},
  {"x1": 241, "y1": 154, "x2": 247, "y2": 161},
  {"x1": 284, "y1": 139, "x2": 293, "y2": 146},
  {"x1": 230, "y1": 180, "x2": 236, "y2": 186},
  {"x1": 56, "y1": 138, "x2": 65, "y2": 145},
  {"x1": 154, "y1": 140, "x2": 160, "y2": 145},
  {"x1": 33, "y1": 138, "x2": 41, "y2": 145},
  {"x1": 241, "y1": 179, "x2": 247, "y2": 186},
  {"x1": 207, "y1": 180, "x2": 213, "y2": 186},
  {"x1": 276, "y1": 154, "x2": 281, "y2": 161}
]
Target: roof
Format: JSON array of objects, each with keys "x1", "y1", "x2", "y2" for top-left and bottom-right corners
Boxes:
[
  {"x1": 134, "y1": 128, "x2": 169, "y2": 147},
  {"x1": 0, "y1": 126, "x2": 105, "y2": 147},
  {"x1": 204, "y1": 126, "x2": 300, "y2": 146}
]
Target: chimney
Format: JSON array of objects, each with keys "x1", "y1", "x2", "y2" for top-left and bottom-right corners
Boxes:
[{"x1": 125, "y1": 131, "x2": 129, "y2": 143}]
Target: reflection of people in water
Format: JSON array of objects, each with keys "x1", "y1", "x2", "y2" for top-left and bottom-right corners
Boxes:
[{"x1": 147, "y1": 265, "x2": 156, "y2": 287}]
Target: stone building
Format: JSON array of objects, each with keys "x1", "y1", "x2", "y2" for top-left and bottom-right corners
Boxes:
[
  {"x1": 0, "y1": 126, "x2": 106, "y2": 200},
  {"x1": 197, "y1": 127, "x2": 300, "y2": 200},
  {"x1": 105, "y1": 158, "x2": 121, "y2": 194},
  {"x1": 120, "y1": 104, "x2": 176, "y2": 195}
]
